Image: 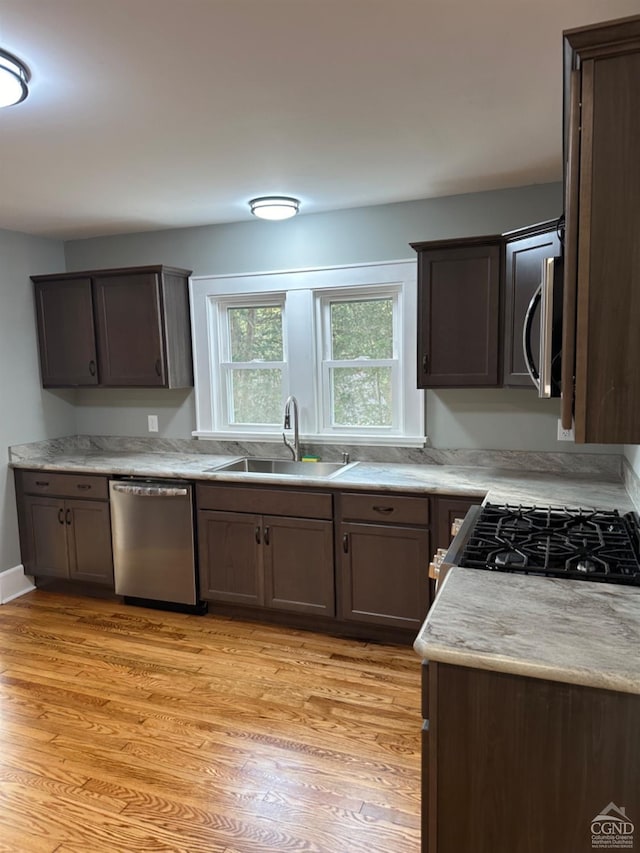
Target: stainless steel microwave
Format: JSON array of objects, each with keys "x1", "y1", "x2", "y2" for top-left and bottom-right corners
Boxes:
[{"x1": 523, "y1": 255, "x2": 563, "y2": 398}]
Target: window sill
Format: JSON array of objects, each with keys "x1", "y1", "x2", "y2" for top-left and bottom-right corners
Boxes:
[{"x1": 192, "y1": 430, "x2": 427, "y2": 448}]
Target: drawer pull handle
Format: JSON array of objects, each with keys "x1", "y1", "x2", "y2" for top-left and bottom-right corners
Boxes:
[
  {"x1": 255, "y1": 526, "x2": 261, "y2": 545},
  {"x1": 35, "y1": 481, "x2": 50, "y2": 487},
  {"x1": 373, "y1": 505, "x2": 394, "y2": 514},
  {"x1": 76, "y1": 484, "x2": 92, "y2": 490},
  {"x1": 342, "y1": 533, "x2": 349, "y2": 553},
  {"x1": 65, "y1": 509, "x2": 72, "y2": 525},
  {"x1": 58, "y1": 508, "x2": 64, "y2": 525}
]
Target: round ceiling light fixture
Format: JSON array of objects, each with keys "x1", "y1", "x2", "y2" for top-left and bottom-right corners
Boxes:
[
  {"x1": 249, "y1": 196, "x2": 300, "y2": 221},
  {"x1": 0, "y1": 48, "x2": 30, "y2": 108}
]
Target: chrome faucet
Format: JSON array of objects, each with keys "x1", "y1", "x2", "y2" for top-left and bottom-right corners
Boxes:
[{"x1": 282, "y1": 395, "x2": 300, "y2": 461}]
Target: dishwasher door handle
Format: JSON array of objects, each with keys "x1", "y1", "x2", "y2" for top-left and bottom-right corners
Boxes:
[{"x1": 110, "y1": 483, "x2": 189, "y2": 498}]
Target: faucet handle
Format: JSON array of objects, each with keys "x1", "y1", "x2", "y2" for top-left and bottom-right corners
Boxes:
[{"x1": 341, "y1": 451, "x2": 350, "y2": 464}]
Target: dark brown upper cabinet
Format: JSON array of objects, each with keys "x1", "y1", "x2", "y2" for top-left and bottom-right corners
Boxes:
[
  {"x1": 562, "y1": 16, "x2": 640, "y2": 443},
  {"x1": 503, "y1": 222, "x2": 561, "y2": 387},
  {"x1": 412, "y1": 237, "x2": 502, "y2": 387},
  {"x1": 32, "y1": 265, "x2": 193, "y2": 388},
  {"x1": 411, "y1": 224, "x2": 559, "y2": 390},
  {"x1": 33, "y1": 276, "x2": 99, "y2": 386}
]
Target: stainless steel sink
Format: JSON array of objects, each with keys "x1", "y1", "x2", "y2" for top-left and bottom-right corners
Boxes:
[{"x1": 206, "y1": 458, "x2": 355, "y2": 478}]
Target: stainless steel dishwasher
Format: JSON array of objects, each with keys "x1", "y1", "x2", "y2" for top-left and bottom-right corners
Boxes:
[{"x1": 109, "y1": 479, "x2": 206, "y2": 613}]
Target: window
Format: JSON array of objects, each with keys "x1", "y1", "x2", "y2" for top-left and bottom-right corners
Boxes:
[
  {"x1": 318, "y1": 292, "x2": 399, "y2": 431},
  {"x1": 190, "y1": 261, "x2": 424, "y2": 446},
  {"x1": 220, "y1": 301, "x2": 285, "y2": 426}
]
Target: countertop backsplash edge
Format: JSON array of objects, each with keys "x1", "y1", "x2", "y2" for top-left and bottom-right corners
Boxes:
[{"x1": 9, "y1": 434, "x2": 624, "y2": 479}]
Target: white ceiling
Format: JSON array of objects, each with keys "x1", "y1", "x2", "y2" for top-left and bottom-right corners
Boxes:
[{"x1": 1, "y1": 0, "x2": 639, "y2": 240}]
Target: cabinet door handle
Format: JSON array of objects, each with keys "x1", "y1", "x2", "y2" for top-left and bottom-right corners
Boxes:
[
  {"x1": 264, "y1": 526, "x2": 270, "y2": 546},
  {"x1": 76, "y1": 484, "x2": 91, "y2": 491},
  {"x1": 58, "y1": 508, "x2": 64, "y2": 525},
  {"x1": 65, "y1": 509, "x2": 72, "y2": 525},
  {"x1": 342, "y1": 533, "x2": 349, "y2": 554},
  {"x1": 155, "y1": 358, "x2": 162, "y2": 377},
  {"x1": 89, "y1": 359, "x2": 96, "y2": 376},
  {"x1": 255, "y1": 525, "x2": 261, "y2": 545},
  {"x1": 422, "y1": 354, "x2": 428, "y2": 373},
  {"x1": 373, "y1": 505, "x2": 394, "y2": 514},
  {"x1": 35, "y1": 480, "x2": 50, "y2": 487}
]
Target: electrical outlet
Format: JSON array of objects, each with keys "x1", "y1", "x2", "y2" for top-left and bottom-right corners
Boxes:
[
  {"x1": 557, "y1": 419, "x2": 574, "y2": 442},
  {"x1": 148, "y1": 414, "x2": 159, "y2": 433}
]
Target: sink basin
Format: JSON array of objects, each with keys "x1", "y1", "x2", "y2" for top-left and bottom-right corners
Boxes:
[{"x1": 206, "y1": 458, "x2": 355, "y2": 478}]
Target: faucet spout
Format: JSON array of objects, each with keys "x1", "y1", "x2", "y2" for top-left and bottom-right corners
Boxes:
[{"x1": 282, "y1": 395, "x2": 300, "y2": 461}]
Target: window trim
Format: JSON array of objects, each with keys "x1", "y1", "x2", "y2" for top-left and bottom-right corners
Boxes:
[{"x1": 190, "y1": 260, "x2": 425, "y2": 447}]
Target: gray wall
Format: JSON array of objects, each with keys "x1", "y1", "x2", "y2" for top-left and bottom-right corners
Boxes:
[
  {"x1": 0, "y1": 229, "x2": 75, "y2": 572},
  {"x1": 66, "y1": 182, "x2": 563, "y2": 274},
  {"x1": 65, "y1": 181, "x2": 614, "y2": 454}
]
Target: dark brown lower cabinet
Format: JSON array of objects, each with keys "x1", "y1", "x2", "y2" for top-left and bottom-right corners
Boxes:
[
  {"x1": 197, "y1": 510, "x2": 335, "y2": 616},
  {"x1": 422, "y1": 661, "x2": 640, "y2": 853},
  {"x1": 263, "y1": 516, "x2": 334, "y2": 615},
  {"x1": 20, "y1": 494, "x2": 113, "y2": 585},
  {"x1": 338, "y1": 490, "x2": 431, "y2": 631},
  {"x1": 340, "y1": 522, "x2": 430, "y2": 630},
  {"x1": 197, "y1": 510, "x2": 262, "y2": 606}
]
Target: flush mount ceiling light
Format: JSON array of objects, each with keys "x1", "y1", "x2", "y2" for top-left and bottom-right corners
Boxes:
[
  {"x1": 249, "y1": 196, "x2": 300, "y2": 221},
  {"x1": 0, "y1": 48, "x2": 30, "y2": 108}
]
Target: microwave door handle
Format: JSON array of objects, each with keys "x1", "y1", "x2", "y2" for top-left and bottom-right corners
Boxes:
[
  {"x1": 523, "y1": 283, "x2": 542, "y2": 392},
  {"x1": 538, "y1": 257, "x2": 555, "y2": 399}
]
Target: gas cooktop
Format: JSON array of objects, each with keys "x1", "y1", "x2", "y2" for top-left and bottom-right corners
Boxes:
[{"x1": 457, "y1": 503, "x2": 640, "y2": 585}]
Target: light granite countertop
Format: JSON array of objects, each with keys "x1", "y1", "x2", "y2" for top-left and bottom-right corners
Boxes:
[
  {"x1": 414, "y1": 567, "x2": 640, "y2": 695},
  {"x1": 8, "y1": 451, "x2": 635, "y2": 511}
]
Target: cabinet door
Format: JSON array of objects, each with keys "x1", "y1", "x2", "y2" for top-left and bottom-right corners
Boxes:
[
  {"x1": 34, "y1": 278, "x2": 98, "y2": 386},
  {"x1": 197, "y1": 511, "x2": 262, "y2": 605},
  {"x1": 571, "y1": 46, "x2": 640, "y2": 442},
  {"x1": 66, "y1": 500, "x2": 114, "y2": 586},
  {"x1": 340, "y1": 522, "x2": 430, "y2": 630},
  {"x1": 417, "y1": 244, "x2": 501, "y2": 387},
  {"x1": 22, "y1": 495, "x2": 69, "y2": 578},
  {"x1": 93, "y1": 272, "x2": 165, "y2": 386},
  {"x1": 263, "y1": 516, "x2": 335, "y2": 616},
  {"x1": 432, "y1": 662, "x2": 640, "y2": 853},
  {"x1": 503, "y1": 227, "x2": 561, "y2": 387}
]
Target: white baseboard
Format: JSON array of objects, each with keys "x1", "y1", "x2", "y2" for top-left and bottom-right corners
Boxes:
[{"x1": 0, "y1": 564, "x2": 36, "y2": 604}]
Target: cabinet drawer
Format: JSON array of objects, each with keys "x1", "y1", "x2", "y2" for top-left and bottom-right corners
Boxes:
[
  {"x1": 340, "y1": 492, "x2": 430, "y2": 526},
  {"x1": 196, "y1": 484, "x2": 332, "y2": 519},
  {"x1": 18, "y1": 470, "x2": 109, "y2": 500}
]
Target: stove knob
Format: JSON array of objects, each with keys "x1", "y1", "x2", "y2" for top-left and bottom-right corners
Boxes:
[
  {"x1": 429, "y1": 561, "x2": 440, "y2": 580},
  {"x1": 451, "y1": 517, "x2": 465, "y2": 537}
]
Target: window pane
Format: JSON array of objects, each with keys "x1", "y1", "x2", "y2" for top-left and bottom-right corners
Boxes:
[
  {"x1": 229, "y1": 369, "x2": 282, "y2": 424},
  {"x1": 229, "y1": 306, "x2": 283, "y2": 362},
  {"x1": 330, "y1": 299, "x2": 393, "y2": 360},
  {"x1": 331, "y1": 366, "x2": 392, "y2": 426}
]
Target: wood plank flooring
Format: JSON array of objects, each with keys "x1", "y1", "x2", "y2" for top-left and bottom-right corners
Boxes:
[{"x1": 0, "y1": 591, "x2": 421, "y2": 852}]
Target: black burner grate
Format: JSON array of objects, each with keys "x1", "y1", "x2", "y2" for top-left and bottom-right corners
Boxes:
[{"x1": 458, "y1": 503, "x2": 640, "y2": 585}]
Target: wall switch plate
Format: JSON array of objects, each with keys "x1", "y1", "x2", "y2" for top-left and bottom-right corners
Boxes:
[
  {"x1": 148, "y1": 414, "x2": 159, "y2": 433},
  {"x1": 557, "y1": 418, "x2": 574, "y2": 441}
]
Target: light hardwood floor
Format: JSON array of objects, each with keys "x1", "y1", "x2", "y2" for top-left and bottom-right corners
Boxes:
[{"x1": 0, "y1": 590, "x2": 421, "y2": 852}]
